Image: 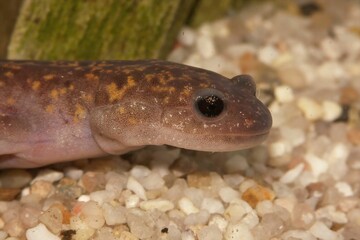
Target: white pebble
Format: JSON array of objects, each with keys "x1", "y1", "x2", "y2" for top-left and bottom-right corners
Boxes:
[
  {"x1": 224, "y1": 223, "x2": 254, "y2": 240},
  {"x1": 90, "y1": 190, "x2": 116, "y2": 205},
  {"x1": 297, "y1": 97, "x2": 323, "y2": 121},
  {"x1": 320, "y1": 37, "x2": 342, "y2": 60},
  {"x1": 178, "y1": 197, "x2": 199, "y2": 215},
  {"x1": 224, "y1": 200, "x2": 251, "y2": 222},
  {"x1": 198, "y1": 225, "x2": 222, "y2": 240},
  {"x1": 321, "y1": 100, "x2": 342, "y2": 122},
  {"x1": 334, "y1": 181, "x2": 354, "y2": 197},
  {"x1": 125, "y1": 194, "x2": 140, "y2": 208},
  {"x1": 130, "y1": 165, "x2": 151, "y2": 179},
  {"x1": 139, "y1": 199, "x2": 174, "y2": 212},
  {"x1": 103, "y1": 203, "x2": 127, "y2": 225},
  {"x1": 78, "y1": 195, "x2": 91, "y2": 202},
  {"x1": 64, "y1": 167, "x2": 83, "y2": 180},
  {"x1": 219, "y1": 187, "x2": 240, "y2": 203},
  {"x1": 0, "y1": 231, "x2": 7, "y2": 240},
  {"x1": 241, "y1": 210, "x2": 259, "y2": 228},
  {"x1": 304, "y1": 153, "x2": 329, "y2": 178},
  {"x1": 280, "y1": 163, "x2": 305, "y2": 184},
  {"x1": 201, "y1": 198, "x2": 224, "y2": 214},
  {"x1": 196, "y1": 35, "x2": 216, "y2": 58},
  {"x1": 81, "y1": 201, "x2": 105, "y2": 229},
  {"x1": 209, "y1": 215, "x2": 228, "y2": 232},
  {"x1": 127, "y1": 176, "x2": 147, "y2": 200},
  {"x1": 26, "y1": 223, "x2": 60, "y2": 240},
  {"x1": 268, "y1": 140, "x2": 288, "y2": 158},
  {"x1": 141, "y1": 172, "x2": 165, "y2": 190},
  {"x1": 184, "y1": 209, "x2": 210, "y2": 226},
  {"x1": 281, "y1": 230, "x2": 316, "y2": 240},
  {"x1": 31, "y1": 169, "x2": 64, "y2": 183},
  {"x1": 258, "y1": 45, "x2": 279, "y2": 64},
  {"x1": 309, "y1": 221, "x2": 338, "y2": 240},
  {"x1": 70, "y1": 216, "x2": 95, "y2": 240},
  {"x1": 274, "y1": 85, "x2": 294, "y2": 103}
]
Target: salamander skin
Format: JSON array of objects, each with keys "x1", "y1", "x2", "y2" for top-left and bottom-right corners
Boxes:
[{"x1": 0, "y1": 60, "x2": 272, "y2": 168}]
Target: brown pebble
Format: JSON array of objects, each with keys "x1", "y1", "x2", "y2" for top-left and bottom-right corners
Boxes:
[
  {"x1": 347, "y1": 127, "x2": 360, "y2": 145},
  {"x1": 242, "y1": 184, "x2": 275, "y2": 208},
  {"x1": 187, "y1": 172, "x2": 212, "y2": 188},
  {"x1": 56, "y1": 177, "x2": 83, "y2": 199},
  {"x1": 0, "y1": 169, "x2": 32, "y2": 188},
  {"x1": 340, "y1": 86, "x2": 359, "y2": 105},
  {"x1": 0, "y1": 188, "x2": 21, "y2": 201},
  {"x1": 30, "y1": 180, "x2": 54, "y2": 199},
  {"x1": 81, "y1": 171, "x2": 106, "y2": 192}
]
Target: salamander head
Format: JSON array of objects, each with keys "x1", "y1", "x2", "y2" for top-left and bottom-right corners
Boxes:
[
  {"x1": 159, "y1": 73, "x2": 272, "y2": 151},
  {"x1": 91, "y1": 61, "x2": 272, "y2": 153}
]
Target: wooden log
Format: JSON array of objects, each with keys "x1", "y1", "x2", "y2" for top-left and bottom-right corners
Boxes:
[{"x1": 8, "y1": 0, "x2": 196, "y2": 60}]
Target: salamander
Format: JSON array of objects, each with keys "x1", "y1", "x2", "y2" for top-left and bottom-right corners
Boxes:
[{"x1": 0, "y1": 60, "x2": 272, "y2": 168}]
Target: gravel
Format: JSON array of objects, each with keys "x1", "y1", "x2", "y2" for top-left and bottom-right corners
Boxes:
[{"x1": 1, "y1": 0, "x2": 360, "y2": 239}]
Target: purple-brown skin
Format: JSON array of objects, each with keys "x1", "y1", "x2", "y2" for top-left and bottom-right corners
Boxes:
[{"x1": 0, "y1": 60, "x2": 272, "y2": 168}]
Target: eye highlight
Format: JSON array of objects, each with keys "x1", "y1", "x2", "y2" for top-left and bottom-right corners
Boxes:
[{"x1": 194, "y1": 89, "x2": 226, "y2": 119}]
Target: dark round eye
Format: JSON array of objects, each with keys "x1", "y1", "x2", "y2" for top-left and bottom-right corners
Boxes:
[{"x1": 195, "y1": 94, "x2": 224, "y2": 118}]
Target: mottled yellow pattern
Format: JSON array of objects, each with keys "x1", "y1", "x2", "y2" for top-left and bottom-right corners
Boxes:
[
  {"x1": 151, "y1": 85, "x2": 176, "y2": 94},
  {"x1": 50, "y1": 89, "x2": 59, "y2": 99},
  {"x1": 128, "y1": 117, "x2": 137, "y2": 125},
  {"x1": 73, "y1": 103, "x2": 86, "y2": 123},
  {"x1": 45, "y1": 104, "x2": 55, "y2": 113},
  {"x1": 85, "y1": 73, "x2": 99, "y2": 81},
  {"x1": 6, "y1": 97, "x2": 15, "y2": 105},
  {"x1": 106, "y1": 77, "x2": 137, "y2": 102},
  {"x1": 31, "y1": 81, "x2": 41, "y2": 91},
  {"x1": 4, "y1": 72, "x2": 14, "y2": 78},
  {"x1": 43, "y1": 74, "x2": 55, "y2": 81}
]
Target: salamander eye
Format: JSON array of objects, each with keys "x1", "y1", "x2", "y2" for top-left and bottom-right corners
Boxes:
[{"x1": 194, "y1": 89, "x2": 225, "y2": 119}]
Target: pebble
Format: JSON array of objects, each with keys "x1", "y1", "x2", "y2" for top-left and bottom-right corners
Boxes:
[
  {"x1": 31, "y1": 170, "x2": 63, "y2": 184},
  {"x1": 0, "y1": 170, "x2": 32, "y2": 188},
  {"x1": 0, "y1": 231, "x2": 7, "y2": 240},
  {"x1": 224, "y1": 155, "x2": 249, "y2": 173},
  {"x1": 279, "y1": 163, "x2": 305, "y2": 184},
  {"x1": 224, "y1": 200, "x2": 252, "y2": 223},
  {"x1": 39, "y1": 206, "x2": 63, "y2": 234},
  {"x1": 103, "y1": 203, "x2": 127, "y2": 225},
  {"x1": 198, "y1": 225, "x2": 222, "y2": 240},
  {"x1": 81, "y1": 201, "x2": 105, "y2": 229},
  {"x1": 309, "y1": 221, "x2": 339, "y2": 240},
  {"x1": 70, "y1": 215, "x2": 95, "y2": 240},
  {"x1": 126, "y1": 176, "x2": 147, "y2": 200},
  {"x1": 241, "y1": 184, "x2": 275, "y2": 208},
  {"x1": 90, "y1": 190, "x2": 117, "y2": 205},
  {"x1": 184, "y1": 209, "x2": 209, "y2": 226},
  {"x1": 297, "y1": 97, "x2": 323, "y2": 121},
  {"x1": 25, "y1": 223, "x2": 60, "y2": 240},
  {"x1": 125, "y1": 194, "x2": 140, "y2": 208},
  {"x1": 224, "y1": 223, "x2": 253, "y2": 240},
  {"x1": 178, "y1": 197, "x2": 199, "y2": 215},
  {"x1": 208, "y1": 215, "x2": 228, "y2": 232},
  {"x1": 219, "y1": 187, "x2": 240, "y2": 203},
  {"x1": 321, "y1": 100, "x2": 342, "y2": 122},
  {"x1": 201, "y1": 198, "x2": 224, "y2": 214},
  {"x1": 274, "y1": 85, "x2": 295, "y2": 103},
  {"x1": 30, "y1": 180, "x2": 54, "y2": 199},
  {"x1": 139, "y1": 199, "x2": 174, "y2": 212}
]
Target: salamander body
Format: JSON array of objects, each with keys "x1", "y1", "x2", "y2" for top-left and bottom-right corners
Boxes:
[{"x1": 0, "y1": 60, "x2": 272, "y2": 168}]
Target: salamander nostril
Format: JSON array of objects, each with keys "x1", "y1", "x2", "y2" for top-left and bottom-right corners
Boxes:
[{"x1": 195, "y1": 94, "x2": 224, "y2": 118}]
